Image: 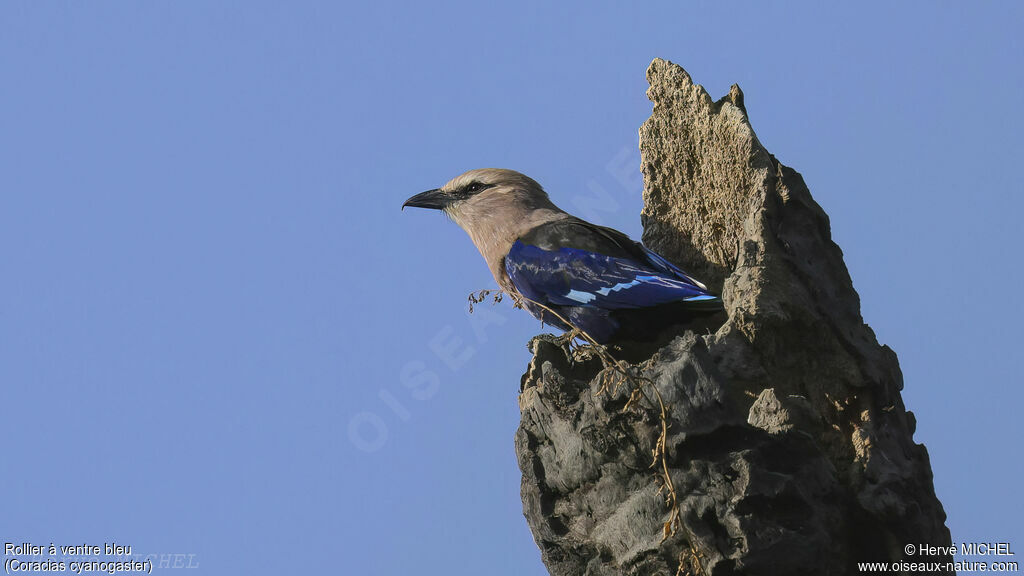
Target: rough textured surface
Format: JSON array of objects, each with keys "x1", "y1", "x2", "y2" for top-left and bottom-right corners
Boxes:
[{"x1": 516, "y1": 59, "x2": 951, "y2": 576}]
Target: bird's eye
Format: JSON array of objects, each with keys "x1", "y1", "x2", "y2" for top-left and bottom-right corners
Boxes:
[{"x1": 465, "y1": 182, "x2": 483, "y2": 193}]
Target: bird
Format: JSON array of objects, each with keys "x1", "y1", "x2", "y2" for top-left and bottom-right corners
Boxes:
[{"x1": 402, "y1": 168, "x2": 722, "y2": 344}]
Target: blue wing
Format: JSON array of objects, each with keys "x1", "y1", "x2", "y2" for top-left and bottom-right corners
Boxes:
[{"x1": 505, "y1": 241, "x2": 718, "y2": 310}]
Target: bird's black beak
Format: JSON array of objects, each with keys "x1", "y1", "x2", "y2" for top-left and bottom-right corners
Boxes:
[{"x1": 402, "y1": 188, "x2": 448, "y2": 211}]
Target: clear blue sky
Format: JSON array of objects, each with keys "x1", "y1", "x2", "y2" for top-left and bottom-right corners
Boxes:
[{"x1": 2, "y1": 2, "x2": 1021, "y2": 574}]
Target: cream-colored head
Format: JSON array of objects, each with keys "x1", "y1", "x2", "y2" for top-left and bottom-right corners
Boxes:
[{"x1": 403, "y1": 168, "x2": 569, "y2": 288}]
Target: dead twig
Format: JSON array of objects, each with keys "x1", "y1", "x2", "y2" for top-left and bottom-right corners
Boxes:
[{"x1": 467, "y1": 289, "x2": 506, "y2": 313}]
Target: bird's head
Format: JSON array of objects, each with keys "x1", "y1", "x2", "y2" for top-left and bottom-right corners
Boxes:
[
  {"x1": 403, "y1": 168, "x2": 567, "y2": 288},
  {"x1": 399, "y1": 167, "x2": 565, "y2": 272},
  {"x1": 402, "y1": 168, "x2": 556, "y2": 230}
]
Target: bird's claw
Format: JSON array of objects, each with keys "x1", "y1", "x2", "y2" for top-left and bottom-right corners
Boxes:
[{"x1": 552, "y1": 328, "x2": 586, "y2": 355}]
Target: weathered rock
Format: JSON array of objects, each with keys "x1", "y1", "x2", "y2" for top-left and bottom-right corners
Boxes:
[{"x1": 516, "y1": 59, "x2": 950, "y2": 576}]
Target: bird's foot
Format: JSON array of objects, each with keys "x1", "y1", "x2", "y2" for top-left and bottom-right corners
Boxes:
[
  {"x1": 556, "y1": 328, "x2": 603, "y2": 360},
  {"x1": 551, "y1": 328, "x2": 580, "y2": 349}
]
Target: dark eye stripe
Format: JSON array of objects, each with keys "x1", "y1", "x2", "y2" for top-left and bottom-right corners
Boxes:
[{"x1": 457, "y1": 181, "x2": 491, "y2": 197}]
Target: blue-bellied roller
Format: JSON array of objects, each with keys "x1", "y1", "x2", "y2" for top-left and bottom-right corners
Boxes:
[{"x1": 403, "y1": 169, "x2": 722, "y2": 343}]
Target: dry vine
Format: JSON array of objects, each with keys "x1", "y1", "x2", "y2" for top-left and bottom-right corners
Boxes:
[
  {"x1": 467, "y1": 288, "x2": 505, "y2": 313},
  {"x1": 469, "y1": 288, "x2": 707, "y2": 576}
]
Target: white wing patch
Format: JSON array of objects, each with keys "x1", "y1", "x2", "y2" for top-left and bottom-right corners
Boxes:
[
  {"x1": 595, "y1": 279, "x2": 642, "y2": 296},
  {"x1": 565, "y1": 289, "x2": 597, "y2": 304}
]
